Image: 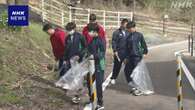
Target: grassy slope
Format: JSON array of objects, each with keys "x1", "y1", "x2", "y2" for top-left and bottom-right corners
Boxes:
[{"x1": 0, "y1": 23, "x2": 77, "y2": 110}]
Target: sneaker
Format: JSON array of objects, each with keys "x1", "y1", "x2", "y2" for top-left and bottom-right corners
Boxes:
[
  {"x1": 132, "y1": 89, "x2": 144, "y2": 96},
  {"x1": 110, "y1": 79, "x2": 116, "y2": 85},
  {"x1": 143, "y1": 90, "x2": 154, "y2": 95},
  {"x1": 72, "y1": 96, "x2": 81, "y2": 104},
  {"x1": 130, "y1": 87, "x2": 137, "y2": 94},
  {"x1": 95, "y1": 105, "x2": 105, "y2": 110}
]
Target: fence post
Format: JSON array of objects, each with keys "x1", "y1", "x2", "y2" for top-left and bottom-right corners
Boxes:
[
  {"x1": 130, "y1": 12, "x2": 133, "y2": 21},
  {"x1": 176, "y1": 55, "x2": 184, "y2": 110},
  {"x1": 103, "y1": 10, "x2": 106, "y2": 30},
  {"x1": 41, "y1": 0, "x2": 45, "y2": 22},
  {"x1": 69, "y1": 6, "x2": 72, "y2": 22},
  {"x1": 87, "y1": 8, "x2": 91, "y2": 23},
  {"x1": 188, "y1": 35, "x2": 191, "y2": 53},
  {"x1": 191, "y1": 37, "x2": 194, "y2": 56},
  {"x1": 163, "y1": 15, "x2": 169, "y2": 37},
  {"x1": 61, "y1": 10, "x2": 64, "y2": 27},
  {"x1": 117, "y1": 12, "x2": 120, "y2": 28}
]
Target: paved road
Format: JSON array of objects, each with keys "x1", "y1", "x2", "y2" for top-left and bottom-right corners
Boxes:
[
  {"x1": 183, "y1": 56, "x2": 195, "y2": 78},
  {"x1": 104, "y1": 41, "x2": 195, "y2": 110}
]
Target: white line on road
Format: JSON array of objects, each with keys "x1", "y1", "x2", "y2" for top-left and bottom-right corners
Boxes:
[{"x1": 148, "y1": 41, "x2": 187, "y2": 50}]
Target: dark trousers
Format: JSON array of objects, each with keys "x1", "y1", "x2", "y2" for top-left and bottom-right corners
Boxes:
[
  {"x1": 111, "y1": 56, "x2": 124, "y2": 79},
  {"x1": 124, "y1": 57, "x2": 142, "y2": 83},
  {"x1": 58, "y1": 59, "x2": 71, "y2": 77},
  {"x1": 95, "y1": 64, "x2": 104, "y2": 105}
]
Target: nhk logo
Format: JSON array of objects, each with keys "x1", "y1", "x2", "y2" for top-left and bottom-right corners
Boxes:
[
  {"x1": 171, "y1": 0, "x2": 192, "y2": 8},
  {"x1": 8, "y1": 5, "x2": 29, "y2": 26}
]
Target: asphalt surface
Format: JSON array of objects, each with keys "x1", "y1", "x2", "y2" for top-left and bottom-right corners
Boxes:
[
  {"x1": 104, "y1": 41, "x2": 195, "y2": 110},
  {"x1": 183, "y1": 56, "x2": 195, "y2": 78}
]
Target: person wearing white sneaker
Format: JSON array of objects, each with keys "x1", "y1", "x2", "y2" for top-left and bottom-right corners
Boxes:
[
  {"x1": 110, "y1": 19, "x2": 129, "y2": 84},
  {"x1": 124, "y1": 21, "x2": 149, "y2": 95}
]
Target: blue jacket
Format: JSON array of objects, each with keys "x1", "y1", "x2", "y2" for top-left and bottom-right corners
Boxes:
[
  {"x1": 64, "y1": 32, "x2": 87, "y2": 61},
  {"x1": 112, "y1": 27, "x2": 129, "y2": 59},
  {"x1": 126, "y1": 31, "x2": 148, "y2": 58}
]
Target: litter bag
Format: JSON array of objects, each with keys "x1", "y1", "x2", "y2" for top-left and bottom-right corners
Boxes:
[
  {"x1": 130, "y1": 60, "x2": 154, "y2": 93},
  {"x1": 55, "y1": 56, "x2": 95, "y2": 91}
]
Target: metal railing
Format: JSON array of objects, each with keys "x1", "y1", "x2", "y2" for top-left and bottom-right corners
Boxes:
[
  {"x1": 29, "y1": 0, "x2": 194, "y2": 36},
  {"x1": 175, "y1": 51, "x2": 195, "y2": 110},
  {"x1": 29, "y1": 0, "x2": 133, "y2": 30}
]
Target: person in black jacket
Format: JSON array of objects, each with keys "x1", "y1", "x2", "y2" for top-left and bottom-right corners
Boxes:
[
  {"x1": 87, "y1": 23, "x2": 106, "y2": 110},
  {"x1": 124, "y1": 21, "x2": 148, "y2": 96},
  {"x1": 63, "y1": 22, "x2": 87, "y2": 103},
  {"x1": 110, "y1": 18, "x2": 129, "y2": 85},
  {"x1": 64, "y1": 22, "x2": 87, "y2": 63}
]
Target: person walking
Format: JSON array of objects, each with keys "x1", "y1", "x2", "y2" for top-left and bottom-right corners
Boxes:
[
  {"x1": 124, "y1": 21, "x2": 148, "y2": 96},
  {"x1": 87, "y1": 23, "x2": 106, "y2": 110},
  {"x1": 110, "y1": 18, "x2": 129, "y2": 85}
]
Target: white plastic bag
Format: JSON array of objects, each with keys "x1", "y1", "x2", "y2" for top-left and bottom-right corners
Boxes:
[
  {"x1": 55, "y1": 56, "x2": 95, "y2": 91},
  {"x1": 130, "y1": 60, "x2": 154, "y2": 94}
]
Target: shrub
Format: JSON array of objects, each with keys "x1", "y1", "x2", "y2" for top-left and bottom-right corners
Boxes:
[{"x1": 0, "y1": 11, "x2": 22, "y2": 31}]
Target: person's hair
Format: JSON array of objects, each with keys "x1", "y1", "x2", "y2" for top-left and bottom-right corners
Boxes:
[
  {"x1": 42, "y1": 23, "x2": 53, "y2": 32},
  {"x1": 65, "y1": 22, "x2": 76, "y2": 31},
  {"x1": 89, "y1": 14, "x2": 96, "y2": 22},
  {"x1": 121, "y1": 18, "x2": 128, "y2": 25},
  {"x1": 126, "y1": 21, "x2": 136, "y2": 29},
  {"x1": 87, "y1": 23, "x2": 99, "y2": 32}
]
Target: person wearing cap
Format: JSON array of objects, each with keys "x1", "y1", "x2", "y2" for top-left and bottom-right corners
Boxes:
[
  {"x1": 124, "y1": 21, "x2": 148, "y2": 96},
  {"x1": 42, "y1": 24, "x2": 67, "y2": 77},
  {"x1": 110, "y1": 18, "x2": 129, "y2": 85}
]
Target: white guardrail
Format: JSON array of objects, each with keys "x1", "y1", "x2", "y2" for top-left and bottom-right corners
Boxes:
[
  {"x1": 29, "y1": 0, "x2": 133, "y2": 30},
  {"x1": 175, "y1": 50, "x2": 195, "y2": 92},
  {"x1": 175, "y1": 50, "x2": 195, "y2": 110}
]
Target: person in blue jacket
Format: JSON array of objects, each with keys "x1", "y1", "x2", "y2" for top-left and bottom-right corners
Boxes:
[
  {"x1": 87, "y1": 23, "x2": 106, "y2": 110},
  {"x1": 124, "y1": 21, "x2": 148, "y2": 96},
  {"x1": 110, "y1": 18, "x2": 129, "y2": 85}
]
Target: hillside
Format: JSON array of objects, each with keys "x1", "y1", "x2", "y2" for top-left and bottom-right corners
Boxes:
[{"x1": 0, "y1": 23, "x2": 82, "y2": 110}]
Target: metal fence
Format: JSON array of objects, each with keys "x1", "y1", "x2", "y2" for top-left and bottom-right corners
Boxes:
[
  {"x1": 29, "y1": 0, "x2": 133, "y2": 30},
  {"x1": 29, "y1": 0, "x2": 195, "y2": 36}
]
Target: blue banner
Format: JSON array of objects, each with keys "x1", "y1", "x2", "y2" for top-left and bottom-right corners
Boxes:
[{"x1": 8, "y1": 5, "x2": 29, "y2": 26}]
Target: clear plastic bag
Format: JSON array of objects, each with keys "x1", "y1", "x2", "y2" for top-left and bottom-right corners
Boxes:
[
  {"x1": 55, "y1": 56, "x2": 95, "y2": 91},
  {"x1": 130, "y1": 60, "x2": 154, "y2": 93}
]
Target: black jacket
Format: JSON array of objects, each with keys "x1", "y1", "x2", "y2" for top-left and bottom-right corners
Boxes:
[
  {"x1": 88, "y1": 36, "x2": 105, "y2": 64},
  {"x1": 112, "y1": 27, "x2": 129, "y2": 58},
  {"x1": 126, "y1": 31, "x2": 148, "y2": 58},
  {"x1": 64, "y1": 32, "x2": 87, "y2": 61}
]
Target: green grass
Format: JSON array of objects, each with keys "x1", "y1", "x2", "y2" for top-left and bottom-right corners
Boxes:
[
  {"x1": 0, "y1": 86, "x2": 24, "y2": 105},
  {"x1": 0, "y1": 22, "x2": 56, "y2": 108}
]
